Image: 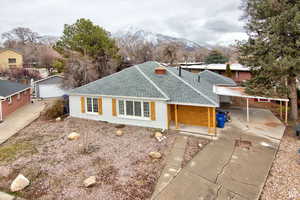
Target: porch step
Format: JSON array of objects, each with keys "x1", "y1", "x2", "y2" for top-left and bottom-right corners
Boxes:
[{"x1": 179, "y1": 131, "x2": 218, "y2": 140}]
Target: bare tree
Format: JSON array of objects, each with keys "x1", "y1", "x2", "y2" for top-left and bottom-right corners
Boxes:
[{"x1": 2, "y1": 27, "x2": 40, "y2": 45}]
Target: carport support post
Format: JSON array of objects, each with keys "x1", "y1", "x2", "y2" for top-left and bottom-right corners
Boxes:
[
  {"x1": 285, "y1": 101, "x2": 288, "y2": 124},
  {"x1": 207, "y1": 107, "x2": 211, "y2": 134},
  {"x1": 280, "y1": 101, "x2": 283, "y2": 119},
  {"x1": 175, "y1": 105, "x2": 179, "y2": 129},
  {"x1": 246, "y1": 98, "x2": 249, "y2": 122},
  {"x1": 213, "y1": 108, "x2": 216, "y2": 135}
]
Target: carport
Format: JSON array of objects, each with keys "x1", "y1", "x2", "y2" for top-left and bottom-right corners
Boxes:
[{"x1": 214, "y1": 85, "x2": 289, "y2": 123}]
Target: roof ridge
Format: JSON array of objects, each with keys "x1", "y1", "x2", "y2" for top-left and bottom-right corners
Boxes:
[
  {"x1": 164, "y1": 66, "x2": 218, "y2": 106},
  {"x1": 135, "y1": 65, "x2": 169, "y2": 100}
]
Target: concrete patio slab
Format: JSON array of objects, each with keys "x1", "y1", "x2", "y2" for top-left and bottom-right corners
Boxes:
[
  {"x1": 0, "y1": 102, "x2": 45, "y2": 144},
  {"x1": 154, "y1": 108, "x2": 285, "y2": 200}
]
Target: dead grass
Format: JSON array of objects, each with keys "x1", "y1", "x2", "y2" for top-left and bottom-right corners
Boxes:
[
  {"x1": 0, "y1": 142, "x2": 35, "y2": 163},
  {"x1": 0, "y1": 117, "x2": 176, "y2": 200}
]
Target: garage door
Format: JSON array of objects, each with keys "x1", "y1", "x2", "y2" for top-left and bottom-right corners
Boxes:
[
  {"x1": 169, "y1": 105, "x2": 214, "y2": 127},
  {"x1": 39, "y1": 84, "x2": 66, "y2": 98}
]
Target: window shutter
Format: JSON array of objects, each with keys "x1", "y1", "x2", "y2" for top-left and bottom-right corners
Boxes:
[
  {"x1": 98, "y1": 97, "x2": 103, "y2": 115},
  {"x1": 112, "y1": 98, "x2": 117, "y2": 116},
  {"x1": 80, "y1": 97, "x2": 85, "y2": 113},
  {"x1": 150, "y1": 102, "x2": 156, "y2": 121}
]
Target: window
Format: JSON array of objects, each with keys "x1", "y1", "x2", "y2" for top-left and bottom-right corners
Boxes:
[
  {"x1": 143, "y1": 102, "x2": 150, "y2": 117},
  {"x1": 118, "y1": 100, "x2": 150, "y2": 118},
  {"x1": 86, "y1": 97, "x2": 98, "y2": 113},
  {"x1": 118, "y1": 100, "x2": 124, "y2": 115},
  {"x1": 8, "y1": 58, "x2": 16, "y2": 63},
  {"x1": 7, "y1": 97, "x2": 12, "y2": 104}
]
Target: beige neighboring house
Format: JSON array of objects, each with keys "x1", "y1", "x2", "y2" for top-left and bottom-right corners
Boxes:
[{"x1": 0, "y1": 48, "x2": 23, "y2": 70}]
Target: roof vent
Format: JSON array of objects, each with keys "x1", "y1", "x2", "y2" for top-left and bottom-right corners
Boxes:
[{"x1": 155, "y1": 67, "x2": 166, "y2": 75}]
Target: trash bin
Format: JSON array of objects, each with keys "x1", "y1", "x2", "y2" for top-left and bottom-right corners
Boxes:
[{"x1": 216, "y1": 112, "x2": 226, "y2": 128}]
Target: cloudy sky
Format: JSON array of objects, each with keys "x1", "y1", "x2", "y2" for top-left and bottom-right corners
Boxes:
[{"x1": 0, "y1": 0, "x2": 248, "y2": 45}]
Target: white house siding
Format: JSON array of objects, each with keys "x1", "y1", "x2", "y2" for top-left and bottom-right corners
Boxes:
[{"x1": 69, "y1": 95, "x2": 168, "y2": 129}]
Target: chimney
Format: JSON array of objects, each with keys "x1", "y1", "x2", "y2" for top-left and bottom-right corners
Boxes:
[
  {"x1": 155, "y1": 67, "x2": 166, "y2": 75},
  {"x1": 179, "y1": 66, "x2": 182, "y2": 77}
]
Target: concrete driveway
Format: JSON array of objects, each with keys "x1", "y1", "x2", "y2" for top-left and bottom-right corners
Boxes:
[
  {"x1": 0, "y1": 101, "x2": 45, "y2": 144},
  {"x1": 153, "y1": 108, "x2": 285, "y2": 200}
]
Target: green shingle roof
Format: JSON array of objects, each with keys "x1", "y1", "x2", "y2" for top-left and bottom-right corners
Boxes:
[
  {"x1": 70, "y1": 61, "x2": 236, "y2": 107},
  {"x1": 0, "y1": 80, "x2": 30, "y2": 98}
]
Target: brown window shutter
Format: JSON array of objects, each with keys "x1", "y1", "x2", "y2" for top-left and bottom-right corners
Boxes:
[
  {"x1": 112, "y1": 98, "x2": 117, "y2": 116},
  {"x1": 150, "y1": 102, "x2": 156, "y2": 121},
  {"x1": 80, "y1": 97, "x2": 85, "y2": 113},
  {"x1": 98, "y1": 97, "x2": 103, "y2": 115}
]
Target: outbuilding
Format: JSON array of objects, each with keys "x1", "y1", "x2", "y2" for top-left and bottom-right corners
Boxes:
[{"x1": 34, "y1": 75, "x2": 67, "y2": 99}]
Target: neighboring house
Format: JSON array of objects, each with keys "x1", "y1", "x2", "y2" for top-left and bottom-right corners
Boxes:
[
  {"x1": 34, "y1": 75, "x2": 66, "y2": 99},
  {"x1": 68, "y1": 61, "x2": 236, "y2": 133},
  {"x1": 0, "y1": 48, "x2": 23, "y2": 70},
  {"x1": 181, "y1": 63, "x2": 251, "y2": 83},
  {"x1": 0, "y1": 80, "x2": 31, "y2": 121}
]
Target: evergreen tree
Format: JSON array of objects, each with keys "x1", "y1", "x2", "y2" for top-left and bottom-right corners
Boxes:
[
  {"x1": 204, "y1": 50, "x2": 229, "y2": 64},
  {"x1": 54, "y1": 18, "x2": 121, "y2": 87},
  {"x1": 238, "y1": 0, "x2": 300, "y2": 120},
  {"x1": 225, "y1": 63, "x2": 232, "y2": 78}
]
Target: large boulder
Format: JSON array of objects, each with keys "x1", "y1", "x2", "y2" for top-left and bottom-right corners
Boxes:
[
  {"x1": 84, "y1": 176, "x2": 96, "y2": 187},
  {"x1": 68, "y1": 132, "x2": 80, "y2": 140},
  {"x1": 155, "y1": 132, "x2": 163, "y2": 138},
  {"x1": 149, "y1": 151, "x2": 162, "y2": 159},
  {"x1": 115, "y1": 130, "x2": 123, "y2": 136},
  {"x1": 10, "y1": 174, "x2": 30, "y2": 192}
]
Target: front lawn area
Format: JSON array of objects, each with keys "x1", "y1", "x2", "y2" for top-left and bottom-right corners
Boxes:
[{"x1": 0, "y1": 117, "x2": 176, "y2": 200}]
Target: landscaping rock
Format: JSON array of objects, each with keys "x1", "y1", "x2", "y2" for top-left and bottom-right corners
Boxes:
[
  {"x1": 155, "y1": 132, "x2": 163, "y2": 138},
  {"x1": 84, "y1": 176, "x2": 96, "y2": 187},
  {"x1": 149, "y1": 151, "x2": 162, "y2": 159},
  {"x1": 0, "y1": 166, "x2": 11, "y2": 178},
  {"x1": 115, "y1": 124, "x2": 125, "y2": 129},
  {"x1": 10, "y1": 174, "x2": 30, "y2": 192},
  {"x1": 68, "y1": 132, "x2": 80, "y2": 140},
  {"x1": 56, "y1": 117, "x2": 61, "y2": 122},
  {"x1": 116, "y1": 130, "x2": 123, "y2": 136}
]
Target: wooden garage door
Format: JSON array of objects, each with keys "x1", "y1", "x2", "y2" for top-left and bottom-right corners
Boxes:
[{"x1": 170, "y1": 105, "x2": 214, "y2": 127}]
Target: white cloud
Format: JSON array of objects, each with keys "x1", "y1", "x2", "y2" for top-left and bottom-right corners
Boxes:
[{"x1": 0, "y1": 0, "x2": 247, "y2": 45}]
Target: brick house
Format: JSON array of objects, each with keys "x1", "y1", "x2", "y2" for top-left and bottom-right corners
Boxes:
[
  {"x1": 181, "y1": 63, "x2": 251, "y2": 83},
  {"x1": 0, "y1": 80, "x2": 31, "y2": 121}
]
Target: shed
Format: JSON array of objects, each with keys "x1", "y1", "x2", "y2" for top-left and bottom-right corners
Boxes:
[{"x1": 34, "y1": 75, "x2": 67, "y2": 98}]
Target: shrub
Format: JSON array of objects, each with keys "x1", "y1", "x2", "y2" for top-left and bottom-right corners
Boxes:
[{"x1": 44, "y1": 100, "x2": 64, "y2": 119}]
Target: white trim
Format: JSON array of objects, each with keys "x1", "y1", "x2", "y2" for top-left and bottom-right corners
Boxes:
[
  {"x1": 85, "y1": 97, "x2": 99, "y2": 114},
  {"x1": 135, "y1": 65, "x2": 170, "y2": 100},
  {"x1": 167, "y1": 101, "x2": 218, "y2": 107},
  {"x1": 68, "y1": 93, "x2": 168, "y2": 101},
  {"x1": 162, "y1": 64, "x2": 218, "y2": 106},
  {"x1": 34, "y1": 75, "x2": 64, "y2": 84}
]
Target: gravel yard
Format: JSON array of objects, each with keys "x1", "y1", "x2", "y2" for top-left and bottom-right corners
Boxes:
[
  {"x1": 261, "y1": 126, "x2": 300, "y2": 200},
  {"x1": 0, "y1": 117, "x2": 177, "y2": 200}
]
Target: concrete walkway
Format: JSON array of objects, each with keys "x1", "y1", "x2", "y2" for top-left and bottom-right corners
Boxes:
[
  {"x1": 154, "y1": 108, "x2": 284, "y2": 200},
  {"x1": 152, "y1": 135, "x2": 188, "y2": 199},
  {"x1": 0, "y1": 102, "x2": 45, "y2": 144}
]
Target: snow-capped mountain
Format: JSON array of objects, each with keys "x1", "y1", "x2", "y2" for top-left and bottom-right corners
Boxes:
[{"x1": 113, "y1": 26, "x2": 202, "y2": 50}]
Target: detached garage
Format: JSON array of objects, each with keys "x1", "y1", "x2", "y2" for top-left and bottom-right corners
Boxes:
[{"x1": 34, "y1": 75, "x2": 67, "y2": 99}]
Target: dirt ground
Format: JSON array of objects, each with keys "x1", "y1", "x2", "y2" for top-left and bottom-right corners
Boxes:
[
  {"x1": 0, "y1": 117, "x2": 178, "y2": 200},
  {"x1": 260, "y1": 126, "x2": 300, "y2": 200},
  {"x1": 182, "y1": 137, "x2": 210, "y2": 168}
]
